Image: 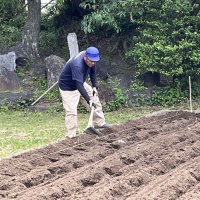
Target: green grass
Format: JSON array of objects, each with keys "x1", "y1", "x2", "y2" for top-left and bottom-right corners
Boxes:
[
  {"x1": 0, "y1": 107, "x2": 155, "y2": 159},
  {"x1": 0, "y1": 111, "x2": 64, "y2": 158}
]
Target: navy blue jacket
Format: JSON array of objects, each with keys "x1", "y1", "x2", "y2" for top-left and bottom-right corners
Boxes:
[{"x1": 58, "y1": 51, "x2": 97, "y2": 103}]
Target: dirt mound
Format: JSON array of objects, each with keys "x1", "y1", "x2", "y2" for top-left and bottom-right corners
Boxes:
[{"x1": 0, "y1": 111, "x2": 200, "y2": 200}]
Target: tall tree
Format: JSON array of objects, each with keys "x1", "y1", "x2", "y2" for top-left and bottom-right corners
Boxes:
[
  {"x1": 81, "y1": 0, "x2": 200, "y2": 76},
  {"x1": 22, "y1": 0, "x2": 41, "y2": 59}
]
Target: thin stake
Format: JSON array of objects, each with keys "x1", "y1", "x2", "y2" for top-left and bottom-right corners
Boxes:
[{"x1": 189, "y1": 76, "x2": 193, "y2": 112}]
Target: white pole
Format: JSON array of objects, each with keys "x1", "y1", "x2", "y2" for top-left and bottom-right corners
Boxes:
[
  {"x1": 67, "y1": 33, "x2": 79, "y2": 58},
  {"x1": 189, "y1": 76, "x2": 193, "y2": 112}
]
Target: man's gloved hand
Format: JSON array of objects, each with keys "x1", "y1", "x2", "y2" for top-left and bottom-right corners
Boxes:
[
  {"x1": 89, "y1": 100, "x2": 97, "y2": 109},
  {"x1": 92, "y1": 87, "x2": 98, "y2": 96}
]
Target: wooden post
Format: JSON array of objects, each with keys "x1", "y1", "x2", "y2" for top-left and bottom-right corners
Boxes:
[
  {"x1": 189, "y1": 76, "x2": 193, "y2": 112},
  {"x1": 67, "y1": 33, "x2": 79, "y2": 58}
]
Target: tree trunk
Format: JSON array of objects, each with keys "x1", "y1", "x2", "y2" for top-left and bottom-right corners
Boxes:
[{"x1": 22, "y1": 0, "x2": 41, "y2": 59}]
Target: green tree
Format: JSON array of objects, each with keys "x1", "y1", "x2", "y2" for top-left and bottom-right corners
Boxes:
[
  {"x1": 81, "y1": 0, "x2": 200, "y2": 76},
  {"x1": 128, "y1": 0, "x2": 200, "y2": 76},
  {"x1": 0, "y1": 0, "x2": 25, "y2": 50}
]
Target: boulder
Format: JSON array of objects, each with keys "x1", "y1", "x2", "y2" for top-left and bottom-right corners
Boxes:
[
  {"x1": 0, "y1": 52, "x2": 16, "y2": 71},
  {"x1": 0, "y1": 67, "x2": 21, "y2": 92},
  {"x1": 45, "y1": 55, "x2": 66, "y2": 88},
  {"x1": 0, "y1": 91, "x2": 32, "y2": 106},
  {"x1": 7, "y1": 43, "x2": 29, "y2": 60},
  {"x1": 5, "y1": 43, "x2": 29, "y2": 66},
  {"x1": 29, "y1": 61, "x2": 47, "y2": 80}
]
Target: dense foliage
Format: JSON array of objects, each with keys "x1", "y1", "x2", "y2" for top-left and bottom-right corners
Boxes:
[
  {"x1": 81, "y1": 0, "x2": 200, "y2": 77},
  {"x1": 1, "y1": 0, "x2": 200, "y2": 107},
  {"x1": 0, "y1": 0, "x2": 25, "y2": 50},
  {"x1": 3, "y1": 0, "x2": 200, "y2": 78}
]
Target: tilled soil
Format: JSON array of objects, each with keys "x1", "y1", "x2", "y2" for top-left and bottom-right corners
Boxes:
[{"x1": 0, "y1": 111, "x2": 200, "y2": 200}]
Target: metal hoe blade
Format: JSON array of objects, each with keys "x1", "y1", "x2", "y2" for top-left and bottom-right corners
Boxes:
[{"x1": 84, "y1": 98, "x2": 101, "y2": 135}]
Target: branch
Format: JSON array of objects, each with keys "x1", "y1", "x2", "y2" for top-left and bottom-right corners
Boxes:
[{"x1": 41, "y1": 0, "x2": 55, "y2": 10}]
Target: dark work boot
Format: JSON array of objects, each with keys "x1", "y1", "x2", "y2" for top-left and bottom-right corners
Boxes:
[{"x1": 95, "y1": 123, "x2": 112, "y2": 129}]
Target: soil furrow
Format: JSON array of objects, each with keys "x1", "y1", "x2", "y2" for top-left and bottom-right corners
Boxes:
[
  {"x1": 125, "y1": 157, "x2": 200, "y2": 200},
  {"x1": 177, "y1": 182, "x2": 200, "y2": 200},
  {"x1": 8, "y1": 121, "x2": 200, "y2": 200},
  {"x1": 0, "y1": 111, "x2": 200, "y2": 200},
  {"x1": 0, "y1": 114, "x2": 197, "y2": 198},
  {"x1": 65, "y1": 125, "x2": 200, "y2": 199}
]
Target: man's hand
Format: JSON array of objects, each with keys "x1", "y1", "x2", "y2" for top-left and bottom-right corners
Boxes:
[
  {"x1": 92, "y1": 87, "x2": 98, "y2": 96},
  {"x1": 89, "y1": 100, "x2": 96, "y2": 109}
]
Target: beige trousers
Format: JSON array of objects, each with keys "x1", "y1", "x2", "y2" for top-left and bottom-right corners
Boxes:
[{"x1": 59, "y1": 82, "x2": 105, "y2": 138}]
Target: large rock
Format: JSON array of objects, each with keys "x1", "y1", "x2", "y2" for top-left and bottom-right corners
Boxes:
[
  {"x1": 45, "y1": 55, "x2": 66, "y2": 88},
  {"x1": 0, "y1": 53, "x2": 30, "y2": 105},
  {"x1": 5, "y1": 43, "x2": 29, "y2": 66},
  {"x1": 0, "y1": 91, "x2": 32, "y2": 105},
  {"x1": 103, "y1": 57, "x2": 135, "y2": 90},
  {"x1": 7, "y1": 43, "x2": 29, "y2": 60},
  {"x1": 0, "y1": 52, "x2": 16, "y2": 71},
  {"x1": 0, "y1": 67, "x2": 21, "y2": 92},
  {"x1": 29, "y1": 61, "x2": 47, "y2": 80},
  {"x1": 0, "y1": 67, "x2": 32, "y2": 106}
]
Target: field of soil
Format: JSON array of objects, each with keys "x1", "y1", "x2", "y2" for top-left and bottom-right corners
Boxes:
[{"x1": 0, "y1": 110, "x2": 200, "y2": 200}]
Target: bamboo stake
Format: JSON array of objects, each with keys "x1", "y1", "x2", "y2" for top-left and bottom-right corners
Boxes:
[{"x1": 189, "y1": 76, "x2": 193, "y2": 112}]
